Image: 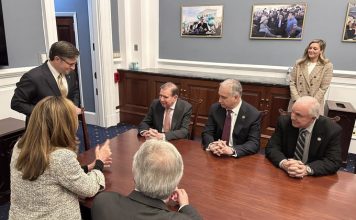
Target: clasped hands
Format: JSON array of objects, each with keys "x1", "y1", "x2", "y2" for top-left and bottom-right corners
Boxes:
[
  {"x1": 141, "y1": 128, "x2": 164, "y2": 140},
  {"x1": 207, "y1": 140, "x2": 234, "y2": 156},
  {"x1": 281, "y1": 159, "x2": 308, "y2": 178}
]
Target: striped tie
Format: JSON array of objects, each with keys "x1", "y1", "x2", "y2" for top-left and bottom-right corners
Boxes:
[{"x1": 294, "y1": 129, "x2": 307, "y2": 161}]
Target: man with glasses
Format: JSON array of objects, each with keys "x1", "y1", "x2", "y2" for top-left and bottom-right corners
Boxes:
[
  {"x1": 265, "y1": 96, "x2": 342, "y2": 177},
  {"x1": 11, "y1": 41, "x2": 81, "y2": 125}
]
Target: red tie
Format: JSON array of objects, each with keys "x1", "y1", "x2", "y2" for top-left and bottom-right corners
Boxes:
[{"x1": 221, "y1": 110, "x2": 232, "y2": 142}]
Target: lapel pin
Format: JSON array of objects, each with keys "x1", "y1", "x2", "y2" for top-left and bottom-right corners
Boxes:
[
  {"x1": 242, "y1": 115, "x2": 245, "y2": 119},
  {"x1": 317, "y1": 137, "x2": 321, "y2": 141}
]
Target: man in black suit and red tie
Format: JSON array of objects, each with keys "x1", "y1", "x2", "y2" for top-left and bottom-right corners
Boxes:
[
  {"x1": 11, "y1": 41, "x2": 80, "y2": 124},
  {"x1": 202, "y1": 79, "x2": 261, "y2": 158},
  {"x1": 265, "y1": 96, "x2": 342, "y2": 177}
]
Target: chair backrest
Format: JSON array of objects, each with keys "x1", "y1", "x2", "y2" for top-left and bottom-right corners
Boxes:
[
  {"x1": 78, "y1": 107, "x2": 91, "y2": 151},
  {"x1": 180, "y1": 96, "x2": 204, "y2": 140},
  {"x1": 278, "y1": 108, "x2": 340, "y2": 123},
  {"x1": 260, "y1": 110, "x2": 269, "y2": 123}
]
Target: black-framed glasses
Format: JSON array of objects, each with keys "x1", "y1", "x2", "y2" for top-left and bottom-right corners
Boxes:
[{"x1": 59, "y1": 57, "x2": 77, "y2": 67}]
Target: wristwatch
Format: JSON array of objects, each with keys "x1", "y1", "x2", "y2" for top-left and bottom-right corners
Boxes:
[{"x1": 306, "y1": 165, "x2": 313, "y2": 175}]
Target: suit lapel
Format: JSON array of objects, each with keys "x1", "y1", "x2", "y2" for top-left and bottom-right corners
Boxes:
[
  {"x1": 300, "y1": 63, "x2": 311, "y2": 87},
  {"x1": 308, "y1": 118, "x2": 323, "y2": 157},
  {"x1": 128, "y1": 190, "x2": 169, "y2": 211},
  {"x1": 42, "y1": 62, "x2": 61, "y2": 96},
  {"x1": 171, "y1": 99, "x2": 182, "y2": 129},
  {"x1": 157, "y1": 103, "x2": 165, "y2": 131},
  {"x1": 308, "y1": 62, "x2": 323, "y2": 81},
  {"x1": 233, "y1": 101, "x2": 246, "y2": 136}
]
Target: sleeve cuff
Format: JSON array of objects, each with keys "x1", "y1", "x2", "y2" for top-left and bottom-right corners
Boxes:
[
  {"x1": 279, "y1": 159, "x2": 287, "y2": 168},
  {"x1": 82, "y1": 165, "x2": 89, "y2": 173},
  {"x1": 230, "y1": 147, "x2": 238, "y2": 157},
  {"x1": 93, "y1": 160, "x2": 104, "y2": 172}
]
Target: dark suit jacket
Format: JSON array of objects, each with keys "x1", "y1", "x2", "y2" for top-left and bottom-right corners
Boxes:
[
  {"x1": 202, "y1": 101, "x2": 261, "y2": 157},
  {"x1": 91, "y1": 191, "x2": 202, "y2": 220},
  {"x1": 11, "y1": 61, "x2": 80, "y2": 118},
  {"x1": 265, "y1": 115, "x2": 342, "y2": 176},
  {"x1": 138, "y1": 99, "x2": 192, "y2": 140}
]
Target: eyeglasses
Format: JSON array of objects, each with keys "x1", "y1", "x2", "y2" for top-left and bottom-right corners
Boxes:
[{"x1": 59, "y1": 57, "x2": 77, "y2": 67}]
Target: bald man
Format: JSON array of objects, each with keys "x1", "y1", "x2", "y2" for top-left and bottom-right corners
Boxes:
[{"x1": 266, "y1": 96, "x2": 342, "y2": 177}]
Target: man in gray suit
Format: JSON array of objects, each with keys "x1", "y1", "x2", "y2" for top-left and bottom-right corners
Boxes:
[
  {"x1": 91, "y1": 139, "x2": 202, "y2": 220},
  {"x1": 202, "y1": 79, "x2": 261, "y2": 158},
  {"x1": 11, "y1": 41, "x2": 80, "y2": 124},
  {"x1": 138, "y1": 82, "x2": 192, "y2": 140}
]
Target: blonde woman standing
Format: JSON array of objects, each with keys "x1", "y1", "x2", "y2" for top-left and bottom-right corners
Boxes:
[
  {"x1": 9, "y1": 96, "x2": 112, "y2": 220},
  {"x1": 288, "y1": 39, "x2": 333, "y2": 115}
]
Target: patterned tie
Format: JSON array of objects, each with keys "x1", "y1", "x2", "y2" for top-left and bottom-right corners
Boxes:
[
  {"x1": 57, "y1": 74, "x2": 68, "y2": 97},
  {"x1": 221, "y1": 110, "x2": 232, "y2": 142},
  {"x1": 163, "y1": 108, "x2": 172, "y2": 132},
  {"x1": 294, "y1": 129, "x2": 307, "y2": 161}
]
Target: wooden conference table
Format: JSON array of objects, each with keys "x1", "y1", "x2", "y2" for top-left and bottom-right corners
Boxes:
[{"x1": 78, "y1": 129, "x2": 356, "y2": 220}]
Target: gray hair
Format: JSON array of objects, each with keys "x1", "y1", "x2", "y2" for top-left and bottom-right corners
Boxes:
[
  {"x1": 295, "y1": 96, "x2": 320, "y2": 118},
  {"x1": 49, "y1": 41, "x2": 79, "y2": 61},
  {"x1": 160, "y1": 82, "x2": 179, "y2": 96},
  {"x1": 220, "y1": 79, "x2": 242, "y2": 97},
  {"x1": 132, "y1": 140, "x2": 183, "y2": 199}
]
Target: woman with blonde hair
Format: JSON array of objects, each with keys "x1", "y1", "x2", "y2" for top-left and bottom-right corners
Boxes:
[
  {"x1": 9, "y1": 96, "x2": 112, "y2": 219},
  {"x1": 288, "y1": 39, "x2": 333, "y2": 115}
]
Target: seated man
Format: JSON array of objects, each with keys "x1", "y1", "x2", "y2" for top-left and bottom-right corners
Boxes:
[
  {"x1": 265, "y1": 96, "x2": 342, "y2": 177},
  {"x1": 202, "y1": 79, "x2": 261, "y2": 158},
  {"x1": 91, "y1": 140, "x2": 202, "y2": 220},
  {"x1": 138, "y1": 82, "x2": 192, "y2": 140}
]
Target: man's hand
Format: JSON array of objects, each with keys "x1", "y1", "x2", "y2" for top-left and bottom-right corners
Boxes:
[
  {"x1": 142, "y1": 128, "x2": 164, "y2": 140},
  {"x1": 282, "y1": 159, "x2": 308, "y2": 178},
  {"x1": 209, "y1": 140, "x2": 234, "y2": 156}
]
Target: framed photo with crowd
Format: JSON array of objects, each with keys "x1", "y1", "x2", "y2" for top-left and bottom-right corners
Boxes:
[
  {"x1": 342, "y1": 2, "x2": 356, "y2": 42},
  {"x1": 181, "y1": 5, "x2": 223, "y2": 37},
  {"x1": 250, "y1": 3, "x2": 307, "y2": 40}
]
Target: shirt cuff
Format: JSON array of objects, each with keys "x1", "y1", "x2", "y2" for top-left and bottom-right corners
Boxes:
[
  {"x1": 279, "y1": 159, "x2": 287, "y2": 168},
  {"x1": 178, "y1": 204, "x2": 188, "y2": 211},
  {"x1": 162, "y1": 134, "x2": 166, "y2": 141},
  {"x1": 230, "y1": 147, "x2": 238, "y2": 157}
]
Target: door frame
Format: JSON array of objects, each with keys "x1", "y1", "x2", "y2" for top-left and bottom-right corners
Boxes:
[{"x1": 55, "y1": 12, "x2": 84, "y2": 107}]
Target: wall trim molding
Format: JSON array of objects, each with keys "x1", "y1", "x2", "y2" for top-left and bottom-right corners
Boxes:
[
  {"x1": 0, "y1": 67, "x2": 34, "y2": 79},
  {"x1": 158, "y1": 59, "x2": 356, "y2": 78}
]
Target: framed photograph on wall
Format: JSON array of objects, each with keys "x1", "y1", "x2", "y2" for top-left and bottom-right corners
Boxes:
[
  {"x1": 342, "y1": 2, "x2": 356, "y2": 42},
  {"x1": 250, "y1": 3, "x2": 307, "y2": 40},
  {"x1": 181, "y1": 5, "x2": 223, "y2": 37}
]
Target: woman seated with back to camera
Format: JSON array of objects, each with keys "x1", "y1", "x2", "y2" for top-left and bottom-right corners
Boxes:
[{"x1": 9, "y1": 96, "x2": 112, "y2": 220}]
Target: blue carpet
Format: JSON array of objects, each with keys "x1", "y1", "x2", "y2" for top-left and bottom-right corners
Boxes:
[{"x1": 77, "y1": 122, "x2": 136, "y2": 153}]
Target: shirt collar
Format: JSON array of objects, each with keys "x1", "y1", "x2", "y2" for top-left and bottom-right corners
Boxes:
[
  {"x1": 47, "y1": 61, "x2": 61, "y2": 79},
  {"x1": 230, "y1": 100, "x2": 242, "y2": 115},
  {"x1": 168, "y1": 100, "x2": 177, "y2": 110},
  {"x1": 303, "y1": 117, "x2": 317, "y2": 133}
]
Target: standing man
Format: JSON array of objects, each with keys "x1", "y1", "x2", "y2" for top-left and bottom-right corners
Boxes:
[
  {"x1": 202, "y1": 79, "x2": 261, "y2": 158},
  {"x1": 11, "y1": 41, "x2": 81, "y2": 124},
  {"x1": 91, "y1": 140, "x2": 202, "y2": 220},
  {"x1": 265, "y1": 96, "x2": 342, "y2": 177},
  {"x1": 138, "y1": 82, "x2": 192, "y2": 141}
]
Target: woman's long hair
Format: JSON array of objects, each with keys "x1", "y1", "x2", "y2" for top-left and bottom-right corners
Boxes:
[
  {"x1": 297, "y1": 39, "x2": 329, "y2": 65},
  {"x1": 16, "y1": 96, "x2": 79, "y2": 181}
]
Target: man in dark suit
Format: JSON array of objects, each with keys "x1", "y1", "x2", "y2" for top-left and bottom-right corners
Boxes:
[
  {"x1": 265, "y1": 96, "x2": 342, "y2": 177},
  {"x1": 11, "y1": 41, "x2": 80, "y2": 124},
  {"x1": 202, "y1": 79, "x2": 261, "y2": 158},
  {"x1": 138, "y1": 82, "x2": 192, "y2": 140},
  {"x1": 91, "y1": 139, "x2": 202, "y2": 220}
]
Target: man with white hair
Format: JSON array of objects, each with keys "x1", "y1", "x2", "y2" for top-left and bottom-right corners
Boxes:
[
  {"x1": 91, "y1": 140, "x2": 202, "y2": 220},
  {"x1": 266, "y1": 96, "x2": 342, "y2": 177}
]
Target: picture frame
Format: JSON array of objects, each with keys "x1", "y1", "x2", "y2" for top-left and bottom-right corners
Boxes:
[
  {"x1": 342, "y1": 2, "x2": 356, "y2": 42},
  {"x1": 181, "y1": 5, "x2": 223, "y2": 37},
  {"x1": 250, "y1": 3, "x2": 307, "y2": 40}
]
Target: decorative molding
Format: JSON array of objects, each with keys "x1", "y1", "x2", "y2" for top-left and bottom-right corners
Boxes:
[
  {"x1": 40, "y1": 0, "x2": 58, "y2": 52},
  {"x1": 0, "y1": 67, "x2": 34, "y2": 79}
]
